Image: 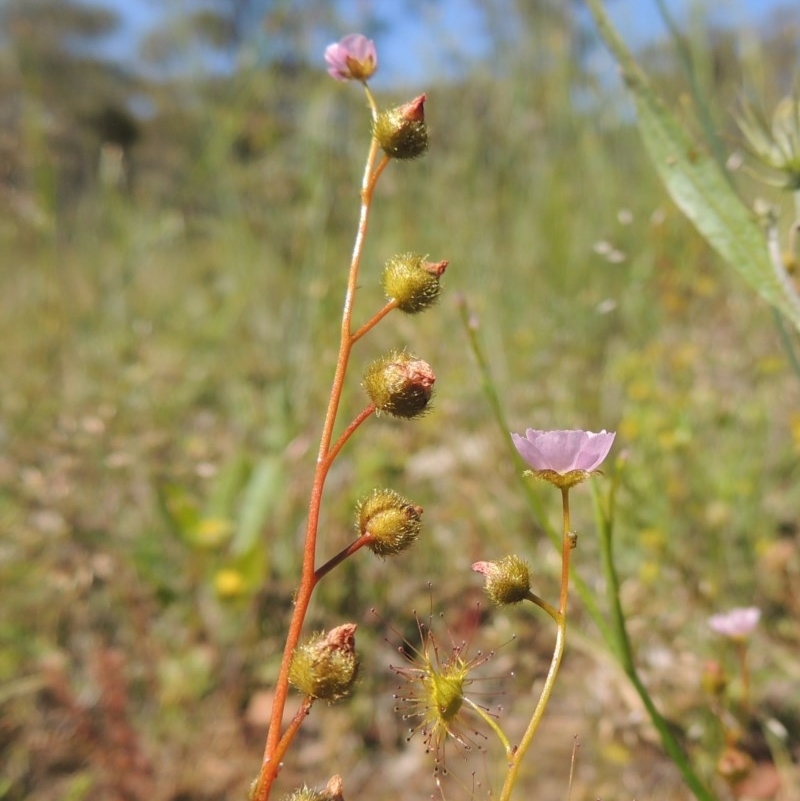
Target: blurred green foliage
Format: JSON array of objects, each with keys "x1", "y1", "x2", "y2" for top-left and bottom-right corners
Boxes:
[{"x1": 1, "y1": 1, "x2": 798, "y2": 799}]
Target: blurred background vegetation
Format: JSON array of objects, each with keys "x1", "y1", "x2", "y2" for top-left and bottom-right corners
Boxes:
[{"x1": 1, "y1": 1, "x2": 799, "y2": 799}]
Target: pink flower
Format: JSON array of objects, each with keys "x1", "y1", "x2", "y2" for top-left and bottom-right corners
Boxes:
[
  {"x1": 324, "y1": 34, "x2": 377, "y2": 82},
  {"x1": 513, "y1": 429, "x2": 615, "y2": 471},
  {"x1": 511, "y1": 428, "x2": 615, "y2": 489},
  {"x1": 708, "y1": 607, "x2": 761, "y2": 639}
]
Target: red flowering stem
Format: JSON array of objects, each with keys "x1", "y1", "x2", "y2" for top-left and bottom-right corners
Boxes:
[
  {"x1": 315, "y1": 534, "x2": 373, "y2": 582},
  {"x1": 351, "y1": 299, "x2": 398, "y2": 344},
  {"x1": 368, "y1": 154, "x2": 391, "y2": 194},
  {"x1": 254, "y1": 90, "x2": 385, "y2": 801},
  {"x1": 498, "y1": 488, "x2": 572, "y2": 801},
  {"x1": 324, "y1": 404, "x2": 376, "y2": 468},
  {"x1": 558, "y1": 487, "x2": 571, "y2": 616},
  {"x1": 269, "y1": 697, "x2": 314, "y2": 776}
]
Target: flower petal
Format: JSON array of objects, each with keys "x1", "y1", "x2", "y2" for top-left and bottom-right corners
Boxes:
[
  {"x1": 708, "y1": 606, "x2": 761, "y2": 638},
  {"x1": 511, "y1": 428, "x2": 615, "y2": 474}
]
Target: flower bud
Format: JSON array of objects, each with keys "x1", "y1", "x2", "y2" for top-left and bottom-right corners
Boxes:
[
  {"x1": 716, "y1": 745, "x2": 753, "y2": 784},
  {"x1": 322, "y1": 775, "x2": 345, "y2": 801},
  {"x1": 281, "y1": 776, "x2": 345, "y2": 801},
  {"x1": 700, "y1": 660, "x2": 728, "y2": 697},
  {"x1": 324, "y1": 34, "x2": 377, "y2": 82},
  {"x1": 288, "y1": 624, "x2": 359, "y2": 701},
  {"x1": 472, "y1": 555, "x2": 531, "y2": 606},
  {"x1": 383, "y1": 253, "x2": 447, "y2": 314},
  {"x1": 362, "y1": 351, "x2": 435, "y2": 419},
  {"x1": 357, "y1": 489, "x2": 423, "y2": 556},
  {"x1": 373, "y1": 94, "x2": 429, "y2": 160}
]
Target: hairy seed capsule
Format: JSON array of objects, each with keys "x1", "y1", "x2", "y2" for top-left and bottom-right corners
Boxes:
[
  {"x1": 357, "y1": 488, "x2": 423, "y2": 556},
  {"x1": 373, "y1": 94, "x2": 429, "y2": 160},
  {"x1": 288, "y1": 624, "x2": 359, "y2": 701},
  {"x1": 362, "y1": 351, "x2": 435, "y2": 419},
  {"x1": 382, "y1": 253, "x2": 447, "y2": 314},
  {"x1": 472, "y1": 555, "x2": 532, "y2": 606}
]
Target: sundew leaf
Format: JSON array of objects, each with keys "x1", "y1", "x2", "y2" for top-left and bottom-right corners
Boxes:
[{"x1": 587, "y1": 0, "x2": 800, "y2": 332}]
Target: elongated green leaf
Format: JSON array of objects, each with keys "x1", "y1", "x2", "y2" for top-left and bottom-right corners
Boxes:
[
  {"x1": 231, "y1": 455, "x2": 283, "y2": 557},
  {"x1": 206, "y1": 449, "x2": 250, "y2": 519},
  {"x1": 586, "y1": 0, "x2": 800, "y2": 332}
]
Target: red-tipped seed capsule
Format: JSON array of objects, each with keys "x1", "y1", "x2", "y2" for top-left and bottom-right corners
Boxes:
[
  {"x1": 472, "y1": 555, "x2": 532, "y2": 606},
  {"x1": 383, "y1": 253, "x2": 447, "y2": 314},
  {"x1": 373, "y1": 94, "x2": 429, "y2": 160},
  {"x1": 288, "y1": 624, "x2": 359, "y2": 702},
  {"x1": 362, "y1": 351, "x2": 435, "y2": 419}
]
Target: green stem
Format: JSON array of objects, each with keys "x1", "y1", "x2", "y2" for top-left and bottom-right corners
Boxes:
[
  {"x1": 525, "y1": 590, "x2": 559, "y2": 623},
  {"x1": 592, "y1": 479, "x2": 716, "y2": 801}
]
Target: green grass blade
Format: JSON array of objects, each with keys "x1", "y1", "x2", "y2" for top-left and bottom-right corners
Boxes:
[{"x1": 231, "y1": 455, "x2": 284, "y2": 557}]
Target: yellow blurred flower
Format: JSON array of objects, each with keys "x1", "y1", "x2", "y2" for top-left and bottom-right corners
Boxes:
[
  {"x1": 214, "y1": 568, "x2": 247, "y2": 599},
  {"x1": 193, "y1": 517, "x2": 233, "y2": 549}
]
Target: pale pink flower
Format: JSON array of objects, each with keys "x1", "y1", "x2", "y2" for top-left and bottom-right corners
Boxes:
[
  {"x1": 708, "y1": 607, "x2": 761, "y2": 639},
  {"x1": 324, "y1": 34, "x2": 377, "y2": 82},
  {"x1": 511, "y1": 428, "x2": 615, "y2": 489},
  {"x1": 513, "y1": 429, "x2": 615, "y2": 471}
]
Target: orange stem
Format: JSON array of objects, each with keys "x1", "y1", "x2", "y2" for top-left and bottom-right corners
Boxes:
[
  {"x1": 315, "y1": 534, "x2": 373, "y2": 582},
  {"x1": 352, "y1": 299, "x2": 398, "y2": 343},
  {"x1": 325, "y1": 404, "x2": 376, "y2": 468},
  {"x1": 252, "y1": 101, "x2": 388, "y2": 801},
  {"x1": 559, "y1": 487, "x2": 571, "y2": 616},
  {"x1": 270, "y1": 697, "x2": 314, "y2": 775}
]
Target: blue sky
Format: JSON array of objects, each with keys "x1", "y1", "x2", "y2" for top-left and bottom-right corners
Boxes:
[
  {"x1": 84, "y1": 0, "x2": 795, "y2": 85},
  {"x1": 356, "y1": 0, "x2": 795, "y2": 86}
]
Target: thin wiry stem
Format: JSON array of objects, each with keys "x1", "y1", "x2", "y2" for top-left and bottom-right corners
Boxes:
[{"x1": 497, "y1": 489, "x2": 572, "y2": 801}]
